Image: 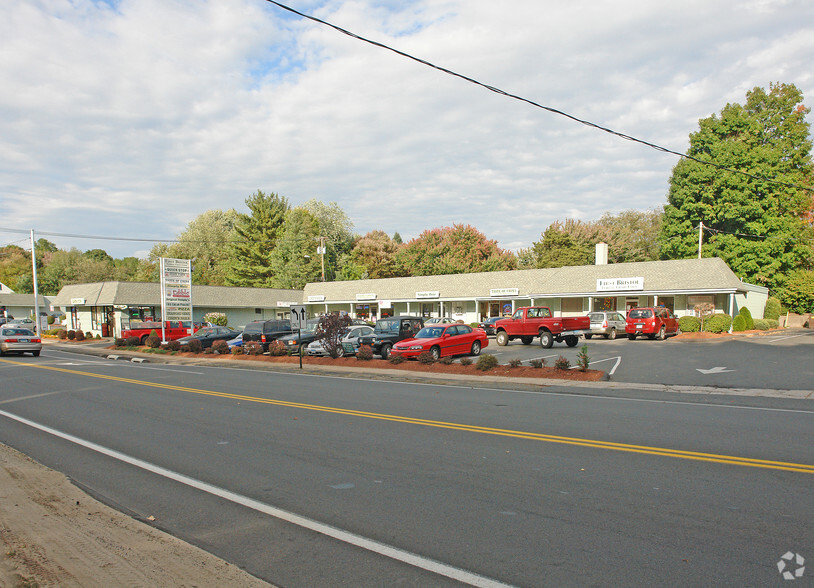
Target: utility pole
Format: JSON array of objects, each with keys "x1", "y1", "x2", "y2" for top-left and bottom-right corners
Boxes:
[
  {"x1": 317, "y1": 236, "x2": 326, "y2": 281},
  {"x1": 698, "y1": 221, "x2": 704, "y2": 259},
  {"x1": 30, "y1": 229, "x2": 41, "y2": 337}
]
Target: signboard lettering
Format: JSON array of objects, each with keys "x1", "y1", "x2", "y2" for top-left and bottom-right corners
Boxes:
[{"x1": 596, "y1": 277, "x2": 644, "y2": 292}]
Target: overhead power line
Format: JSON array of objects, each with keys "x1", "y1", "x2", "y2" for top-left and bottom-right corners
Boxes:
[{"x1": 264, "y1": 0, "x2": 814, "y2": 194}]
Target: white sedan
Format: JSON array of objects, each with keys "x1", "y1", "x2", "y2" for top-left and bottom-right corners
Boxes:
[
  {"x1": 0, "y1": 327, "x2": 42, "y2": 357},
  {"x1": 306, "y1": 325, "x2": 374, "y2": 357}
]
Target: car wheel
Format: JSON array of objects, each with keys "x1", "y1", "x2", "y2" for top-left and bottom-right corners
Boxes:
[
  {"x1": 496, "y1": 331, "x2": 509, "y2": 346},
  {"x1": 657, "y1": 326, "x2": 667, "y2": 341},
  {"x1": 32, "y1": 350, "x2": 40, "y2": 357},
  {"x1": 521, "y1": 336, "x2": 533, "y2": 345},
  {"x1": 585, "y1": 334, "x2": 593, "y2": 339},
  {"x1": 380, "y1": 344, "x2": 391, "y2": 360},
  {"x1": 565, "y1": 336, "x2": 579, "y2": 347},
  {"x1": 608, "y1": 328, "x2": 617, "y2": 340},
  {"x1": 336, "y1": 346, "x2": 345, "y2": 358},
  {"x1": 539, "y1": 331, "x2": 553, "y2": 349},
  {"x1": 470, "y1": 340, "x2": 481, "y2": 356},
  {"x1": 430, "y1": 346, "x2": 441, "y2": 361},
  {"x1": 628, "y1": 334, "x2": 637, "y2": 340}
]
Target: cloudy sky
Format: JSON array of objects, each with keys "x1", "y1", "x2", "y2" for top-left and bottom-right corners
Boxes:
[{"x1": 1, "y1": 0, "x2": 813, "y2": 259}]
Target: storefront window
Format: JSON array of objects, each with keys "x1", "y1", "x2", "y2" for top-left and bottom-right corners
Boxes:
[{"x1": 592, "y1": 297, "x2": 616, "y2": 312}]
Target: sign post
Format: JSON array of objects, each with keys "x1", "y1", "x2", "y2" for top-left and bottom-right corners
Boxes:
[{"x1": 290, "y1": 305, "x2": 307, "y2": 369}]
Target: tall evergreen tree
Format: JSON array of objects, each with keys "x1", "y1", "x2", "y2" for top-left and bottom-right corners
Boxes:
[
  {"x1": 226, "y1": 191, "x2": 289, "y2": 287},
  {"x1": 268, "y1": 208, "x2": 322, "y2": 289},
  {"x1": 659, "y1": 83, "x2": 814, "y2": 294}
]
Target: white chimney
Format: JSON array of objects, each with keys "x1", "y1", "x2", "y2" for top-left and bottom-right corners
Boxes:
[{"x1": 595, "y1": 242, "x2": 608, "y2": 265}]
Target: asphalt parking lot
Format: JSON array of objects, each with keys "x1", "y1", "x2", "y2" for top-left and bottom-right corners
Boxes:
[{"x1": 473, "y1": 330, "x2": 814, "y2": 391}]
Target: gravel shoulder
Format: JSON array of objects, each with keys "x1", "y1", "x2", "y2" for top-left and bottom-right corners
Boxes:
[{"x1": 0, "y1": 442, "x2": 272, "y2": 587}]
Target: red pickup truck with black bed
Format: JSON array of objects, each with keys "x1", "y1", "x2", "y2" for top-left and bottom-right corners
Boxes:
[{"x1": 494, "y1": 306, "x2": 590, "y2": 348}]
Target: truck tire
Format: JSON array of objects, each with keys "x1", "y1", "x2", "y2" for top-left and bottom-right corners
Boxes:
[
  {"x1": 584, "y1": 333, "x2": 593, "y2": 339},
  {"x1": 380, "y1": 343, "x2": 392, "y2": 360},
  {"x1": 657, "y1": 326, "x2": 667, "y2": 341},
  {"x1": 140, "y1": 335, "x2": 150, "y2": 345},
  {"x1": 539, "y1": 330, "x2": 553, "y2": 349},
  {"x1": 565, "y1": 335, "x2": 579, "y2": 347},
  {"x1": 521, "y1": 336, "x2": 533, "y2": 345},
  {"x1": 496, "y1": 331, "x2": 509, "y2": 346}
]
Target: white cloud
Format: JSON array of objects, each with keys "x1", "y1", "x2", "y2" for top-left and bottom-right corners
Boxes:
[{"x1": 1, "y1": 0, "x2": 812, "y2": 258}]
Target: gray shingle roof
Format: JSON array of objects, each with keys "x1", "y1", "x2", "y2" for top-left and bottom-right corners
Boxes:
[
  {"x1": 302, "y1": 258, "x2": 749, "y2": 301},
  {"x1": 0, "y1": 293, "x2": 51, "y2": 307},
  {"x1": 51, "y1": 282, "x2": 303, "y2": 307}
]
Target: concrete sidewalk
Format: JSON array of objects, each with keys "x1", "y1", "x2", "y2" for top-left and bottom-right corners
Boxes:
[{"x1": 40, "y1": 339, "x2": 813, "y2": 401}]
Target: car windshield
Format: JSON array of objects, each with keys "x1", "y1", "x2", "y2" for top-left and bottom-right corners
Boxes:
[
  {"x1": 302, "y1": 319, "x2": 320, "y2": 333},
  {"x1": 416, "y1": 326, "x2": 445, "y2": 338},
  {"x1": 629, "y1": 309, "x2": 653, "y2": 319},
  {"x1": 2, "y1": 329, "x2": 34, "y2": 336},
  {"x1": 374, "y1": 319, "x2": 400, "y2": 334}
]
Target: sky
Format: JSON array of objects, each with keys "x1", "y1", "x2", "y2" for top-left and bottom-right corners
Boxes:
[{"x1": 1, "y1": 0, "x2": 813, "y2": 260}]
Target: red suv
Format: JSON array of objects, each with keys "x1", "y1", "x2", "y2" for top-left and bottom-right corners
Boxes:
[{"x1": 626, "y1": 307, "x2": 679, "y2": 340}]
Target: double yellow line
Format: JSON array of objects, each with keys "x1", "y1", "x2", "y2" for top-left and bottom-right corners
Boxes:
[{"x1": 6, "y1": 359, "x2": 814, "y2": 474}]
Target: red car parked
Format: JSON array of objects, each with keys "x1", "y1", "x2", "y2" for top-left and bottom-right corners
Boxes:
[
  {"x1": 625, "y1": 307, "x2": 679, "y2": 340},
  {"x1": 391, "y1": 324, "x2": 488, "y2": 360}
]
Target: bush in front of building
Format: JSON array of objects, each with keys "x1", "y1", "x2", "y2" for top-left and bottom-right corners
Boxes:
[
  {"x1": 166, "y1": 340, "x2": 181, "y2": 352},
  {"x1": 475, "y1": 354, "x2": 498, "y2": 371},
  {"x1": 704, "y1": 313, "x2": 732, "y2": 334},
  {"x1": 417, "y1": 351, "x2": 435, "y2": 365},
  {"x1": 738, "y1": 307, "x2": 754, "y2": 330},
  {"x1": 356, "y1": 344, "x2": 373, "y2": 360},
  {"x1": 439, "y1": 356, "x2": 454, "y2": 365},
  {"x1": 145, "y1": 335, "x2": 161, "y2": 348},
  {"x1": 203, "y1": 312, "x2": 228, "y2": 326},
  {"x1": 764, "y1": 297, "x2": 782, "y2": 321},
  {"x1": 57, "y1": 329, "x2": 68, "y2": 340},
  {"x1": 459, "y1": 357, "x2": 473, "y2": 366},
  {"x1": 67, "y1": 330, "x2": 76, "y2": 340},
  {"x1": 529, "y1": 358, "x2": 544, "y2": 368},
  {"x1": 75, "y1": 331, "x2": 85, "y2": 341},
  {"x1": 678, "y1": 316, "x2": 701, "y2": 333},
  {"x1": 732, "y1": 314, "x2": 747, "y2": 332},
  {"x1": 231, "y1": 345, "x2": 242, "y2": 355},
  {"x1": 188, "y1": 339, "x2": 203, "y2": 353},
  {"x1": 47, "y1": 315, "x2": 55, "y2": 325},
  {"x1": 125, "y1": 335, "x2": 139, "y2": 346},
  {"x1": 267, "y1": 341, "x2": 287, "y2": 356},
  {"x1": 211, "y1": 340, "x2": 228, "y2": 354},
  {"x1": 114, "y1": 337, "x2": 126, "y2": 347},
  {"x1": 243, "y1": 341, "x2": 264, "y2": 356},
  {"x1": 753, "y1": 319, "x2": 769, "y2": 330},
  {"x1": 554, "y1": 355, "x2": 571, "y2": 370},
  {"x1": 388, "y1": 355, "x2": 405, "y2": 364},
  {"x1": 767, "y1": 319, "x2": 779, "y2": 329}
]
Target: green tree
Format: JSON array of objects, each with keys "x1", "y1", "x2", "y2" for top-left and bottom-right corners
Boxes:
[
  {"x1": 660, "y1": 83, "x2": 814, "y2": 296},
  {"x1": 149, "y1": 209, "x2": 239, "y2": 285},
  {"x1": 268, "y1": 208, "x2": 322, "y2": 289},
  {"x1": 302, "y1": 199, "x2": 355, "y2": 281},
  {"x1": 396, "y1": 225, "x2": 516, "y2": 276},
  {"x1": 0, "y1": 245, "x2": 31, "y2": 291},
  {"x1": 226, "y1": 191, "x2": 290, "y2": 287},
  {"x1": 531, "y1": 224, "x2": 593, "y2": 268},
  {"x1": 595, "y1": 209, "x2": 663, "y2": 263},
  {"x1": 779, "y1": 269, "x2": 814, "y2": 313},
  {"x1": 82, "y1": 248, "x2": 113, "y2": 263}
]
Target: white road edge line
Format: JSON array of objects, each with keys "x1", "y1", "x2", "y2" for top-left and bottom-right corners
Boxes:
[
  {"x1": 767, "y1": 334, "x2": 810, "y2": 343},
  {"x1": 0, "y1": 408, "x2": 514, "y2": 588}
]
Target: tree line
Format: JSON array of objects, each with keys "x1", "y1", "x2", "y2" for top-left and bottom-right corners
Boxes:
[{"x1": 1, "y1": 83, "x2": 811, "y2": 311}]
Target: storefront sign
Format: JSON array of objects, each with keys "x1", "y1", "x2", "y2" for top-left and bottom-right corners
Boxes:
[
  {"x1": 160, "y1": 258, "x2": 193, "y2": 323},
  {"x1": 70, "y1": 298, "x2": 86, "y2": 305},
  {"x1": 356, "y1": 293, "x2": 377, "y2": 301},
  {"x1": 597, "y1": 277, "x2": 644, "y2": 292},
  {"x1": 379, "y1": 300, "x2": 392, "y2": 309},
  {"x1": 277, "y1": 301, "x2": 299, "y2": 307},
  {"x1": 490, "y1": 288, "x2": 519, "y2": 297},
  {"x1": 307, "y1": 295, "x2": 326, "y2": 302},
  {"x1": 416, "y1": 291, "x2": 439, "y2": 299}
]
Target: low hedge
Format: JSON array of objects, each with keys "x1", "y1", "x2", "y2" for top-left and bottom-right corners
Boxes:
[
  {"x1": 678, "y1": 315, "x2": 700, "y2": 333},
  {"x1": 704, "y1": 313, "x2": 732, "y2": 334}
]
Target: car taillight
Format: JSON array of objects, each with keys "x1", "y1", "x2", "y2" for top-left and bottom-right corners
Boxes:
[
  {"x1": 261, "y1": 335, "x2": 267, "y2": 342},
  {"x1": 32, "y1": 338, "x2": 41, "y2": 343},
  {"x1": 4, "y1": 338, "x2": 17, "y2": 342}
]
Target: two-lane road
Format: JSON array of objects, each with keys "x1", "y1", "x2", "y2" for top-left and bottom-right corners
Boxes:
[{"x1": 1, "y1": 348, "x2": 812, "y2": 586}]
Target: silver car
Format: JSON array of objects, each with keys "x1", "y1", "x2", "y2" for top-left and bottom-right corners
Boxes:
[
  {"x1": 307, "y1": 325, "x2": 374, "y2": 357},
  {"x1": 585, "y1": 311, "x2": 626, "y2": 340},
  {"x1": 0, "y1": 327, "x2": 42, "y2": 357}
]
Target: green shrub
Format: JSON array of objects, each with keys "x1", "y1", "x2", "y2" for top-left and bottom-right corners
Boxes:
[
  {"x1": 75, "y1": 331, "x2": 85, "y2": 342},
  {"x1": 554, "y1": 355, "x2": 571, "y2": 370},
  {"x1": 529, "y1": 359, "x2": 544, "y2": 368},
  {"x1": 203, "y1": 312, "x2": 228, "y2": 326},
  {"x1": 179, "y1": 344, "x2": 191, "y2": 352},
  {"x1": 576, "y1": 343, "x2": 590, "y2": 372},
  {"x1": 95, "y1": 334, "x2": 101, "y2": 339},
  {"x1": 678, "y1": 316, "x2": 701, "y2": 333},
  {"x1": 145, "y1": 335, "x2": 161, "y2": 348},
  {"x1": 211, "y1": 339, "x2": 229, "y2": 354},
  {"x1": 459, "y1": 357, "x2": 473, "y2": 366},
  {"x1": 47, "y1": 315, "x2": 55, "y2": 325},
  {"x1": 57, "y1": 329, "x2": 68, "y2": 340},
  {"x1": 508, "y1": 358, "x2": 522, "y2": 368},
  {"x1": 356, "y1": 344, "x2": 373, "y2": 360},
  {"x1": 231, "y1": 346, "x2": 242, "y2": 355},
  {"x1": 388, "y1": 355, "x2": 405, "y2": 364},
  {"x1": 767, "y1": 319, "x2": 779, "y2": 329},
  {"x1": 150, "y1": 329, "x2": 159, "y2": 338},
  {"x1": 188, "y1": 339, "x2": 203, "y2": 353},
  {"x1": 475, "y1": 354, "x2": 498, "y2": 371},
  {"x1": 166, "y1": 340, "x2": 181, "y2": 352},
  {"x1": 704, "y1": 313, "x2": 732, "y2": 334},
  {"x1": 203, "y1": 347, "x2": 214, "y2": 354},
  {"x1": 753, "y1": 319, "x2": 769, "y2": 330},
  {"x1": 732, "y1": 315, "x2": 747, "y2": 332},
  {"x1": 439, "y1": 356, "x2": 454, "y2": 365},
  {"x1": 267, "y1": 341, "x2": 287, "y2": 356},
  {"x1": 125, "y1": 335, "x2": 139, "y2": 346},
  {"x1": 114, "y1": 337, "x2": 126, "y2": 347},
  {"x1": 417, "y1": 351, "x2": 435, "y2": 364},
  {"x1": 67, "y1": 330, "x2": 76, "y2": 340},
  {"x1": 764, "y1": 297, "x2": 782, "y2": 321},
  {"x1": 738, "y1": 307, "x2": 754, "y2": 330}
]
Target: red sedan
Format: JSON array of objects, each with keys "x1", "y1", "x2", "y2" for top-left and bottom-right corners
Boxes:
[{"x1": 391, "y1": 324, "x2": 488, "y2": 360}]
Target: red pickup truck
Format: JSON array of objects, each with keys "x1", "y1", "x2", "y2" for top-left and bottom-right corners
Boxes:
[
  {"x1": 121, "y1": 321, "x2": 194, "y2": 344},
  {"x1": 494, "y1": 306, "x2": 590, "y2": 348}
]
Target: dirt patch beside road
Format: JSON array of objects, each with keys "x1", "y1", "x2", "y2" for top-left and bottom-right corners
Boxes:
[{"x1": 0, "y1": 443, "x2": 271, "y2": 588}]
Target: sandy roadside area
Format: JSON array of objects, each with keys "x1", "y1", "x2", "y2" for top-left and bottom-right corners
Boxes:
[{"x1": 0, "y1": 443, "x2": 272, "y2": 587}]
